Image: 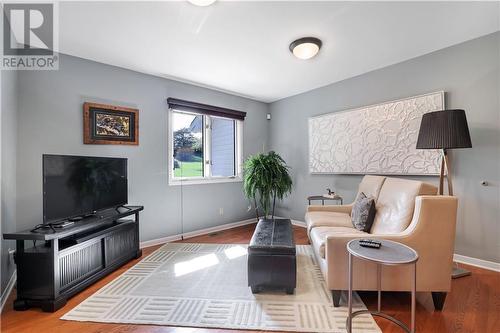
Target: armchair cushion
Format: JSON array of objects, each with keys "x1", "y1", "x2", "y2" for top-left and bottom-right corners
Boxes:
[
  {"x1": 356, "y1": 175, "x2": 386, "y2": 201},
  {"x1": 370, "y1": 178, "x2": 438, "y2": 234},
  {"x1": 310, "y1": 226, "x2": 366, "y2": 258},
  {"x1": 305, "y1": 211, "x2": 353, "y2": 233}
]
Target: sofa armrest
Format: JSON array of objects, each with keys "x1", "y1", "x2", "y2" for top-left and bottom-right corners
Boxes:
[
  {"x1": 324, "y1": 196, "x2": 458, "y2": 291},
  {"x1": 307, "y1": 204, "x2": 353, "y2": 214}
]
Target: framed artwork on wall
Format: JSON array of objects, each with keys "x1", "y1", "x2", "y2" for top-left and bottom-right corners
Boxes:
[{"x1": 83, "y1": 102, "x2": 139, "y2": 145}]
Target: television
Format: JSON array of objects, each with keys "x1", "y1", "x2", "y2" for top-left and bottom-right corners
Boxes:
[{"x1": 43, "y1": 154, "x2": 128, "y2": 223}]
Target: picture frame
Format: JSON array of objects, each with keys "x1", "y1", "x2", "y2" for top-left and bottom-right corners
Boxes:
[{"x1": 83, "y1": 102, "x2": 139, "y2": 145}]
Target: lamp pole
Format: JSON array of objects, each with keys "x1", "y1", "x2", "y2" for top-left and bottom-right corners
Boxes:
[{"x1": 439, "y1": 149, "x2": 453, "y2": 196}]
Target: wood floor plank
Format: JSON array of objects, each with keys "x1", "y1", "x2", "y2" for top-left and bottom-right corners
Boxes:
[{"x1": 1, "y1": 223, "x2": 498, "y2": 333}]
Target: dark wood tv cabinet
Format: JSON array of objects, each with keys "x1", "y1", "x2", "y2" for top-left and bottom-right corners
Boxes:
[{"x1": 3, "y1": 206, "x2": 143, "y2": 312}]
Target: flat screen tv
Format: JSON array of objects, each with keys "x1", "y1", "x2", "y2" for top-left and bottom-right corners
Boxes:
[{"x1": 43, "y1": 154, "x2": 128, "y2": 223}]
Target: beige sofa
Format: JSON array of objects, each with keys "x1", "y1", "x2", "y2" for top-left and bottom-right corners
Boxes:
[{"x1": 305, "y1": 175, "x2": 458, "y2": 310}]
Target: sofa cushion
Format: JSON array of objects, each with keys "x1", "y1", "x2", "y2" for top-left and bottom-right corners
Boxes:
[
  {"x1": 310, "y1": 226, "x2": 366, "y2": 258},
  {"x1": 370, "y1": 178, "x2": 437, "y2": 234},
  {"x1": 305, "y1": 211, "x2": 353, "y2": 233},
  {"x1": 356, "y1": 175, "x2": 386, "y2": 202},
  {"x1": 351, "y1": 192, "x2": 376, "y2": 232}
]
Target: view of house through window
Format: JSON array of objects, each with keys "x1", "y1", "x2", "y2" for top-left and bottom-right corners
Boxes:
[
  {"x1": 171, "y1": 110, "x2": 239, "y2": 181},
  {"x1": 211, "y1": 117, "x2": 235, "y2": 177},
  {"x1": 172, "y1": 112, "x2": 204, "y2": 178}
]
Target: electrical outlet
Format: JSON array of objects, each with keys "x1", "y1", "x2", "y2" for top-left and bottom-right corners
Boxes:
[{"x1": 219, "y1": 208, "x2": 224, "y2": 216}]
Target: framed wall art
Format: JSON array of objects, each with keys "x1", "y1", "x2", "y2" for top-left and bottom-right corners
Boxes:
[{"x1": 83, "y1": 102, "x2": 139, "y2": 145}]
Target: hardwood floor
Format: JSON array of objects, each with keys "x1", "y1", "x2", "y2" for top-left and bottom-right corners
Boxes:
[{"x1": 1, "y1": 223, "x2": 498, "y2": 333}]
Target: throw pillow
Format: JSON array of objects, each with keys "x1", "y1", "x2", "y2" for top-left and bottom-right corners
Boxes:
[{"x1": 351, "y1": 192, "x2": 376, "y2": 232}]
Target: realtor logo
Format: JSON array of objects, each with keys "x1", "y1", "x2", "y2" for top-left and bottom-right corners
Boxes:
[{"x1": 2, "y1": 2, "x2": 58, "y2": 70}]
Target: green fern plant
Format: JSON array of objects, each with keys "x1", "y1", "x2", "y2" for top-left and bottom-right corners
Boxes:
[{"x1": 243, "y1": 151, "x2": 292, "y2": 220}]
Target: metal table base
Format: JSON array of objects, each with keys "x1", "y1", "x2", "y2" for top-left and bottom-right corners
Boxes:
[{"x1": 346, "y1": 243, "x2": 417, "y2": 333}]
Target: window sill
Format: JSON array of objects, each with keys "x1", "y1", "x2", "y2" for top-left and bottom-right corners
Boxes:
[{"x1": 168, "y1": 176, "x2": 243, "y2": 186}]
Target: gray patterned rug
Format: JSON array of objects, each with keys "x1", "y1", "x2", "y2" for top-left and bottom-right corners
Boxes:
[{"x1": 62, "y1": 243, "x2": 380, "y2": 332}]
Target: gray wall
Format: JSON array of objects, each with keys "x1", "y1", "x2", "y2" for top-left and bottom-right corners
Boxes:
[
  {"x1": 1, "y1": 69, "x2": 18, "y2": 292},
  {"x1": 16, "y1": 54, "x2": 269, "y2": 242},
  {"x1": 269, "y1": 32, "x2": 500, "y2": 263}
]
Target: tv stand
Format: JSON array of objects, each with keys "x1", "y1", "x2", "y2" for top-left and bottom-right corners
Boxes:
[{"x1": 3, "y1": 205, "x2": 143, "y2": 312}]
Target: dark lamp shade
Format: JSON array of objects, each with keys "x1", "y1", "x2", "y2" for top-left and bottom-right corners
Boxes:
[{"x1": 416, "y1": 109, "x2": 472, "y2": 149}]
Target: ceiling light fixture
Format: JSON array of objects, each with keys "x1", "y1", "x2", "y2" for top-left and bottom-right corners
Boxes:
[
  {"x1": 289, "y1": 37, "x2": 322, "y2": 60},
  {"x1": 188, "y1": 0, "x2": 216, "y2": 6}
]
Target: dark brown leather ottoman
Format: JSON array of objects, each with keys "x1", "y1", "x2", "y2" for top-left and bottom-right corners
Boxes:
[{"x1": 248, "y1": 218, "x2": 296, "y2": 294}]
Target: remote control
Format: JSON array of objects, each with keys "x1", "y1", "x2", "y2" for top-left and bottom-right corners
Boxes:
[
  {"x1": 360, "y1": 239, "x2": 381, "y2": 245},
  {"x1": 359, "y1": 239, "x2": 381, "y2": 249}
]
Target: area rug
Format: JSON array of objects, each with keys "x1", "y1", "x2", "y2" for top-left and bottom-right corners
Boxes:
[{"x1": 62, "y1": 243, "x2": 380, "y2": 332}]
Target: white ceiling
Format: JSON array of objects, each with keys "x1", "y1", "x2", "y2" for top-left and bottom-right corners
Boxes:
[{"x1": 57, "y1": 1, "x2": 499, "y2": 102}]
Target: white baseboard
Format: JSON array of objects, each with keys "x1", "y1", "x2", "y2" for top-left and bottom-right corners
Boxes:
[
  {"x1": 140, "y1": 218, "x2": 257, "y2": 249},
  {"x1": 139, "y1": 217, "x2": 305, "y2": 249},
  {"x1": 291, "y1": 220, "x2": 306, "y2": 228},
  {"x1": 1, "y1": 270, "x2": 16, "y2": 313},
  {"x1": 140, "y1": 234, "x2": 183, "y2": 249},
  {"x1": 453, "y1": 254, "x2": 500, "y2": 272}
]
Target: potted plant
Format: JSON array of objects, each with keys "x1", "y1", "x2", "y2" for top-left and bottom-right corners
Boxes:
[{"x1": 243, "y1": 151, "x2": 293, "y2": 221}]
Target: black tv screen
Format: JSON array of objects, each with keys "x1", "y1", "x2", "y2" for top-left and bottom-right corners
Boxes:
[{"x1": 43, "y1": 154, "x2": 128, "y2": 223}]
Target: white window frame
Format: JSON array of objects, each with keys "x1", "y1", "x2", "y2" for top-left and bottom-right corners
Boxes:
[{"x1": 168, "y1": 108, "x2": 243, "y2": 186}]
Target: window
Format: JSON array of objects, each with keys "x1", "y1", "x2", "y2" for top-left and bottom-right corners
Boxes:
[{"x1": 167, "y1": 98, "x2": 245, "y2": 185}]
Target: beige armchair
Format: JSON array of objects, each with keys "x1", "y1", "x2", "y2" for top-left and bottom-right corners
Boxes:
[{"x1": 305, "y1": 176, "x2": 458, "y2": 310}]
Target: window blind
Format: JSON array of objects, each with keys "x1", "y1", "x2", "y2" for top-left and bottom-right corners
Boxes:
[{"x1": 167, "y1": 98, "x2": 246, "y2": 121}]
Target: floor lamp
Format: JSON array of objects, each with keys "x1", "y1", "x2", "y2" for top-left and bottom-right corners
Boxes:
[{"x1": 416, "y1": 109, "x2": 472, "y2": 278}]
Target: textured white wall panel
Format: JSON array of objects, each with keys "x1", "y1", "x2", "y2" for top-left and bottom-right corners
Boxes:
[{"x1": 309, "y1": 92, "x2": 444, "y2": 175}]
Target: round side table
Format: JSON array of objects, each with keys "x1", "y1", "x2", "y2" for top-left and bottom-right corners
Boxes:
[{"x1": 346, "y1": 239, "x2": 419, "y2": 333}]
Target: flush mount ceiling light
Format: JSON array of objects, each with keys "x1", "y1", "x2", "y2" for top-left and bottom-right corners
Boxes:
[
  {"x1": 289, "y1": 37, "x2": 322, "y2": 60},
  {"x1": 188, "y1": 0, "x2": 216, "y2": 6}
]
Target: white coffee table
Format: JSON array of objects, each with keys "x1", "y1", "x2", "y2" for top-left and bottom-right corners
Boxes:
[{"x1": 346, "y1": 239, "x2": 419, "y2": 333}]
